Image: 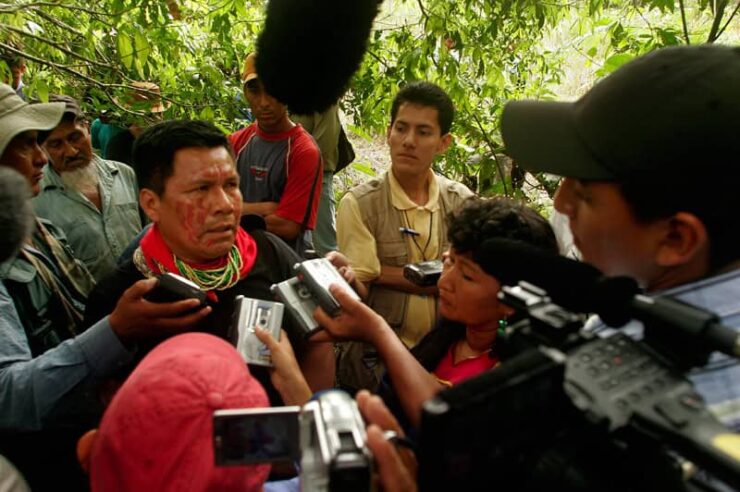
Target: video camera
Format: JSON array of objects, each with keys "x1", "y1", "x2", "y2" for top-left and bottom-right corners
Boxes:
[
  {"x1": 403, "y1": 259, "x2": 443, "y2": 287},
  {"x1": 213, "y1": 390, "x2": 373, "y2": 492},
  {"x1": 417, "y1": 239, "x2": 740, "y2": 491}
]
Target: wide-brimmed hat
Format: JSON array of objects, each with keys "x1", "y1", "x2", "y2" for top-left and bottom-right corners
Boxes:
[
  {"x1": 0, "y1": 83, "x2": 64, "y2": 155},
  {"x1": 501, "y1": 45, "x2": 740, "y2": 182},
  {"x1": 117, "y1": 81, "x2": 170, "y2": 114}
]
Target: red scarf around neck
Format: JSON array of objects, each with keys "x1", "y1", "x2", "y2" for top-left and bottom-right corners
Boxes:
[{"x1": 139, "y1": 224, "x2": 258, "y2": 291}]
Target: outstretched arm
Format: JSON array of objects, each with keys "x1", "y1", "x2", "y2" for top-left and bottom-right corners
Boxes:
[
  {"x1": 314, "y1": 285, "x2": 444, "y2": 427},
  {"x1": 253, "y1": 328, "x2": 313, "y2": 406}
]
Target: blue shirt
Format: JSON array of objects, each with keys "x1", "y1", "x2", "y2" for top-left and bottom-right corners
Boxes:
[
  {"x1": 0, "y1": 281, "x2": 134, "y2": 432},
  {"x1": 585, "y1": 269, "x2": 740, "y2": 430}
]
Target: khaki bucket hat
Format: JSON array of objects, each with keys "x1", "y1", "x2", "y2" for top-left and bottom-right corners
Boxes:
[{"x1": 0, "y1": 83, "x2": 64, "y2": 156}]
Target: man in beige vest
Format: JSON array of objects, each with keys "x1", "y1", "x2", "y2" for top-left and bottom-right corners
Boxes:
[{"x1": 336, "y1": 81, "x2": 473, "y2": 392}]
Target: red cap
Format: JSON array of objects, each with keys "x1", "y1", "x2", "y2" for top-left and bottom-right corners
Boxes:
[{"x1": 90, "y1": 333, "x2": 270, "y2": 491}]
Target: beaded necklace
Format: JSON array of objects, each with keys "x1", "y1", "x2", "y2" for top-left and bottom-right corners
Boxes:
[{"x1": 173, "y1": 245, "x2": 244, "y2": 291}]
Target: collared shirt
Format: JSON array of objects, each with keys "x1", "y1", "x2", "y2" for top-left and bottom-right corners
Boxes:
[
  {"x1": 585, "y1": 269, "x2": 740, "y2": 430},
  {"x1": 33, "y1": 156, "x2": 141, "y2": 281},
  {"x1": 0, "y1": 280, "x2": 133, "y2": 432},
  {"x1": 337, "y1": 169, "x2": 441, "y2": 347}
]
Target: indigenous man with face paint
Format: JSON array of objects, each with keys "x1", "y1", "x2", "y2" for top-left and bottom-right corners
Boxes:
[
  {"x1": 502, "y1": 45, "x2": 740, "y2": 433},
  {"x1": 0, "y1": 83, "x2": 210, "y2": 491},
  {"x1": 83, "y1": 119, "x2": 335, "y2": 404},
  {"x1": 33, "y1": 95, "x2": 142, "y2": 281},
  {"x1": 230, "y1": 53, "x2": 323, "y2": 255}
]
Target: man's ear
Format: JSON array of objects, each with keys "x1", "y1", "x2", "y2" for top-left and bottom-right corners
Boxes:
[
  {"x1": 655, "y1": 212, "x2": 709, "y2": 268},
  {"x1": 386, "y1": 124, "x2": 392, "y2": 144},
  {"x1": 139, "y1": 188, "x2": 161, "y2": 223},
  {"x1": 437, "y1": 133, "x2": 453, "y2": 154}
]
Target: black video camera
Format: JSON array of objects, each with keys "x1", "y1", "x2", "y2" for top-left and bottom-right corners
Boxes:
[
  {"x1": 418, "y1": 281, "x2": 740, "y2": 491},
  {"x1": 403, "y1": 259, "x2": 443, "y2": 287}
]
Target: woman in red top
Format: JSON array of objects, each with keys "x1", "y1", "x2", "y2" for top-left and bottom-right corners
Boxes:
[{"x1": 317, "y1": 197, "x2": 559, "y2": 427}]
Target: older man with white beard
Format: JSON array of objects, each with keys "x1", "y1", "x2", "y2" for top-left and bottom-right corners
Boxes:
[{"x1": 33, "y1": 95, "x2": 141, "y2": 280}]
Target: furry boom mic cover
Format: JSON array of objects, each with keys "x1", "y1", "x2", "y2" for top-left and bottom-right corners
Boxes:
[{"x1": 256, "y1": 0, "x2": 383, "y2": 114}]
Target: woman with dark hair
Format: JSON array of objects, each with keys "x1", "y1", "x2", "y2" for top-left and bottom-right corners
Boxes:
[{"x1": 316, "y1": 197, "x2": 559, "y2": 427}]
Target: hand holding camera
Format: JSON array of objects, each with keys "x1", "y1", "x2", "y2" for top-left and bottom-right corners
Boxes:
[
  {"x1": 109, "y1": 277, "x2": 212, "y2": 344},
  {"x1": 357, "y1": 390, "x2": 418, "y2": 492},
  {"x1": 233, "y1": 296, "x2": 285, "y2": 367},
  {"x1": 272, "y1": 258, "x2": 363, "y2": 339},
  {"x1": 252, "y1": 327, "x2": 312, "y2": 406},
  {"x1": 325, "y1": 251, "x2": 369, "y2": 300},
  {"x1": 313, "y1": 285, "x2": 390, "y2": 346},
  {"x1": 214, "y1": 389, "x2": 418, "y2": 492}
]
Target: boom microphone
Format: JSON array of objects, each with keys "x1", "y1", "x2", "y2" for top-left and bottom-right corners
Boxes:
[
  {"x1": 473, "y1": 238, "x2": 617, "y2": 314},
  {"x1": 255, "y1": 0, "x2": 383, "y2": 114},
  {"x1": 475, "y1": 238, "x2": 740, "y2": 358},
  {"x1": 0, "y1": 167, "x2": 33, "y2": 263}
]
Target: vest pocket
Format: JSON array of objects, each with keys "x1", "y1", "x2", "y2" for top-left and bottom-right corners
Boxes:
[{"x1": 375, "y1": 239, "x2": 407, "y2": 268}]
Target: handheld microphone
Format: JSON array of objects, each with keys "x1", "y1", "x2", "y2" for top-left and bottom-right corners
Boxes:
[
  {"x1": 255, "y1": 0, "x2": 383, "y2": 114},
  {"x1": 474, "y1": 238, "x2": 740, "y2": 358}
]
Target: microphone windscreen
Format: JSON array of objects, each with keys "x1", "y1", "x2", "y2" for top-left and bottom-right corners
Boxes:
[
  {"x1": 256, "y1": 0, "x2": 383, "y2": 114},
  {"x1": 474, "y1": 238, "x2": 642, "y2": 322},
  {"x1": 0, "y1": 168, "x2": 33, "y2": 263},
  {"x1": 473, "y1": 238, "x2": 604, "y2": 313}
]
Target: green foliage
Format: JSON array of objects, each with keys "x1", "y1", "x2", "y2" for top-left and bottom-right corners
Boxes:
[
  {"x1": 0, "y1": 0, "x2": 262, "y2": 128},
  {"x1": 346, "y1": 0, "x2": 568, "y2": 197},
  {"x1": 1, "y1": 0, "x2": 738, "y2": 198},
  {"x1": 345, "y1": 0, "x2": 738, "y2": 197}
]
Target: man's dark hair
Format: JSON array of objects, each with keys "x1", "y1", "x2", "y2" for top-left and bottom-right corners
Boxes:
[
  {"x1": 390, "y1": 81, "x2": 454, "y2": 135},
  {"x1": 447, "y1": 197, "x2": 559, "y2": 257},
  {"x1": 132, "y1": 120, "x2": 232, "y2": 195},
  {"x1": 618, "y1": 171, "x2": 737, "y2": 272}
]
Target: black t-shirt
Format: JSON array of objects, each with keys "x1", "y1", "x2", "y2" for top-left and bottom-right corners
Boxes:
[{"x1": 82, "y1": 229, "x2": 302, "y2": 404}]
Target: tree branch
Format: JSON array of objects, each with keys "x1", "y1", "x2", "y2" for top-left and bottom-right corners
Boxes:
[
  {"x1": 31, "y1": 7, "x2": 84, "y2": 35},
  {"x1": 415, "y1": 0, "x2": 430, "y2": 22},
  {"x1": 0, "y1": 1, "x2": 128, "y2": 17},
  {"x1": 678, "y1": 0, "x2": 691, "y2": 44},
  {"x1": 716, "y1": 0, "x2": 740, "y2": 39},
  {"x1": 0, "y1": 41, "x2": 104, "y2": 87},
  {"x1": 0, "y1": 42, "x2": 180, "y2": 114},
  {"x1": 470, "y1": 111, "x2": 509, "y2": 196},
  {"x1": 366, "y1": 49, "x2": 393, "y2": 70},
  {"x1": 0, "y1": 24, "x2": 119, "y2": 71},
  {"x1": 707, "y1": 0, "x2": 729, "y2": 42}
]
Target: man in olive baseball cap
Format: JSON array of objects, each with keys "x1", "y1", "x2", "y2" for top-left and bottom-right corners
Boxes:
[{"x1": 501, "y1": 45, "x2": 740, "y2": 434}]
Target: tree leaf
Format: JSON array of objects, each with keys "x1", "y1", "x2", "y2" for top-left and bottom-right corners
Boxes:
[
  {"x1": 134, "y1": 30, "x2": 151, "y2": 65},
  {"x1": 603, "y1": 53, "x2": 634, "y2": 73},
  {"x1": 351, "y1": 162, "x2": 377, "y2": 177},
  {"x1": 117, "y1": 33, "x2": 134, "y2": 70}
]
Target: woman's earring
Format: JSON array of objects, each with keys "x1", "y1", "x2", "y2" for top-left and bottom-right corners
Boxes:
[{"x1": 497, "y1": 317, "x2": 507, "y2": 336}]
